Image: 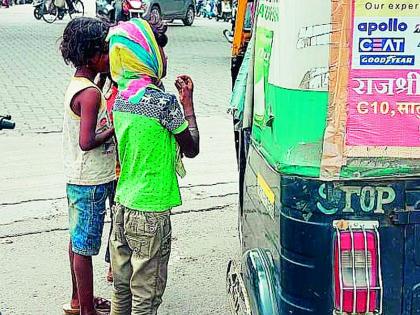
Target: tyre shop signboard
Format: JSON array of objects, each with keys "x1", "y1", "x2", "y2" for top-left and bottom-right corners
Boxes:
[{"x1": 346, "y1": 0, "x2": 420, "y2": 148}]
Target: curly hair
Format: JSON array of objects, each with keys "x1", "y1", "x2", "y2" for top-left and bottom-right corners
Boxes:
[
  {"x1": 148, "y1": 13, "x2": 168, "y2": 47},
  {"x1": 60, "y1": 17, "x2": 110, "y2": 68}
]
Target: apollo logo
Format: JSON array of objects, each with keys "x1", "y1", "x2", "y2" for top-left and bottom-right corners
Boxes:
[{"x1": 358, "y1": 18, "x2": 408, "y2": 35}]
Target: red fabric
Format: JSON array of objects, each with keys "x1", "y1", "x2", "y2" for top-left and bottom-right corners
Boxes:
[
  {"x1": 106, "y1": 85, "x2": 121, "y2": 177},
  {"x1": 106, "y1": 85, "x2": 118, "y2": 123}
]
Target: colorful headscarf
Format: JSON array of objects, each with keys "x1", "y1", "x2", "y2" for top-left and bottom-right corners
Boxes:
[{"x1": 107, "y1": 18, "x2": 164, "y2": 104}]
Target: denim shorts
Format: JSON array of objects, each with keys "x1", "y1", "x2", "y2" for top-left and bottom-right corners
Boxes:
[{"x1": 67, "y1": 182, "x2": 115, "y2": 256}]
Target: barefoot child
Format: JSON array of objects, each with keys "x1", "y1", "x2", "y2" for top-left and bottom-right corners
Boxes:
[{"x1": 60, "y1": 17, "x2": 116, "y2": 315}]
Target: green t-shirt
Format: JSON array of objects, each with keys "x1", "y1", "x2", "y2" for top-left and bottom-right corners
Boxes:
[{"x1": 113, "y1": 88, "x2": 188, "y2": 211}]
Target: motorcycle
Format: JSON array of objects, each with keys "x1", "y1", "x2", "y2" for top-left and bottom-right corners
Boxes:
[
  {"x1": 0, "y1": 115, "x2": 15, "y2": 130},
  {"x1": 123, "y1": 0, "x2": 145, "y2": 19},
  {"x1": 96, "y1": 0, "x2": 145, "y2": 23}
]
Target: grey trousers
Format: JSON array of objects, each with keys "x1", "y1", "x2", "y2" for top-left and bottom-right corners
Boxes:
[{"x1": 110, "y1": 203, "x2": 171, "y2": 315}]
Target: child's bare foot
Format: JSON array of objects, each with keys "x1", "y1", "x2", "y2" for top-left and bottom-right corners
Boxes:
[{"x1": 62, "y1": 303, "x2": 79, "y2": 315}]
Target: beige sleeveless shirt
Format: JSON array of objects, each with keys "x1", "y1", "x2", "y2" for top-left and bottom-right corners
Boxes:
[{"x1": 62, "y1": 77, "x2": 116, "y2": 185}]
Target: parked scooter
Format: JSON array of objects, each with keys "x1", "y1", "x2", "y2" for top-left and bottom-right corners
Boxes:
[
  {"x1": 33, "y1": 0, "x2": 84, "y2": 22},
  {"x1": 0, "y1": 115, "x2": 15, "y2": 130}
]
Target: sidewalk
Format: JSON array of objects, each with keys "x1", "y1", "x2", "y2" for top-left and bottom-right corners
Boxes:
[
  {"x1": 0, "y1": 205, "x2": 238, "y2": 315},
  {"x1": 0, "y1": 116, "x2": 238, "y2": 227},
  {"x1": 0, "y1": 4, "x2": 237, "y2": 313},
  {"x1": 0, "y1": 116, "x2": 239, "y2": 315}
]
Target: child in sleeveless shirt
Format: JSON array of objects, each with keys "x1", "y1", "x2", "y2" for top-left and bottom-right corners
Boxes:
[{"x1": 60, "y1": 17, "x2": 116, "y2": 315}]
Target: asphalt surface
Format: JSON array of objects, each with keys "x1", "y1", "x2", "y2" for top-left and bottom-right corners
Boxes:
[{"x1": 0, "y1": 4, "x2": 238, "y2": 314}]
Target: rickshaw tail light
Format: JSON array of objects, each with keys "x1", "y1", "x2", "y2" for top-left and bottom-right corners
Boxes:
[{"x1": 334, "y1": 230, "x2": 379, "y2": 313}]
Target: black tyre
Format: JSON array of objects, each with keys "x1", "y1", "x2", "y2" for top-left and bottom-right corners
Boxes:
[
  {"x1": 33, "y1": 6, "x2": 42, "y2": 19},
  {"x1": 69, "y1": 0, "x2": 84, "y2": 19},
  {"x1": 223, "y1": 29, "x2": 233, "y2": 43},
  {"x1": 182, "y1": 5, "x2": 194, "y2": 26},
  {"x1": 41, "y1": 0, "x2": 58, "y2": 23}
]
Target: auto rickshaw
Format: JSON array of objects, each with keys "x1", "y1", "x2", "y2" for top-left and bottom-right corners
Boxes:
[{"x1": 227, "y1": 0, "x2": 420, "y2": 314}]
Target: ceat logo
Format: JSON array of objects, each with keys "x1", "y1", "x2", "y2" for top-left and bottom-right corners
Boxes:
[
  {"x1": 358, "y1": 18, "x2": 408, "y2": 35},
  {"x1": 359, "y1": 38, "x2": 405, "y2": 52}
]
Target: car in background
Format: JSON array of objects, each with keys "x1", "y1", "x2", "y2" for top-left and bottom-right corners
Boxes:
[{"x1": 96, "y1": 0, "x2": 196, "y2": 26}]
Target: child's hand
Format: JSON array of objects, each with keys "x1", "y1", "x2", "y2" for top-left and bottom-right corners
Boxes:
[{"x1": 175, "y1": 75, "x2": 194, "y2": 113}]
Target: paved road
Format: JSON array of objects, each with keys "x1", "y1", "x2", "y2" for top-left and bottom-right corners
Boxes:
[
  {"x1": 0, "y1": 4, "x2": 232, "y2": 133},
  {"x1": 0, "y1": 5, "x2": 238, "y2": 315}
]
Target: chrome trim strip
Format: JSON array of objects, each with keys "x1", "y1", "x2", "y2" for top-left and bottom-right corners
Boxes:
[
  {"x1": 349, "y1": 227, "x2": 357, "y2": 313},
  {"x1": 362, "y1": 227, "x2": 371, "y2": 314},
  {"x1": 336, "y1": 227, "x2": 344, "y2": 314},
  {"x1": 333, "y1": 220, "x2": 379, "y2": 230},
  {"x1": 374, "y1": 227, "x2": 384, "y2": 314}
]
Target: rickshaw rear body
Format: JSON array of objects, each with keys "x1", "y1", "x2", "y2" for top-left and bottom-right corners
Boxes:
[
  {"x1": 227, "y1": 0, "x2": 420, "y2": 314},
  {"x1": 240, "y1": 143, "x2": 420, "y2": 314}
]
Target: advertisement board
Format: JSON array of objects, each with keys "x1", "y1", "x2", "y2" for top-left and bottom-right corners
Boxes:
[
  {"x1": 250, "y1": 0, "x2": 420, "y2": 179},
  {"x1": 346, "y1": 0, "x2": 420, "y2": 149}
]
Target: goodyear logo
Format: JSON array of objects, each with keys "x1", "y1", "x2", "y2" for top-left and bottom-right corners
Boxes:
[{"x1": 360, "y1": 54, "x2": 415, "y2": 66}]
